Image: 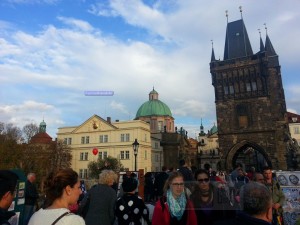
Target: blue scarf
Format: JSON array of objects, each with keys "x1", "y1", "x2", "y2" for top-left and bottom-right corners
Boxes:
[{"x1": 166, "y1": 189, "x2": 187, "y2": 220}]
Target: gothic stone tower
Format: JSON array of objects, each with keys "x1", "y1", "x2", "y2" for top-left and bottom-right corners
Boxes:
[{"x1": 210, "y1": 17, "x2": 289, "y2": 171}]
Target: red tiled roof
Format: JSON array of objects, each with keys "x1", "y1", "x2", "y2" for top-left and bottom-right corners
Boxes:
[
  {"x1": 30, "y1": 132, "x2": 53, "y2": 144},
  {"x1": 287, "y1": 111, "x2": 300, "y2": 123}
]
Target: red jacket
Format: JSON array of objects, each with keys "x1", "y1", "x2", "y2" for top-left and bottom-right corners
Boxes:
[{"x1": 152, "y1": 197, "x2": 197, "y2": 225}]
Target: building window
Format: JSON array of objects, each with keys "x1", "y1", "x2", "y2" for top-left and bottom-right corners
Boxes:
[
  {"x1": 155, "y1": 142, "x2": 159, "y2": 149},
  {"x1": 251, "y1": 81, "x2": 257, "y2": 91},
  {"x1": 79, "y1": 169, "x2": 88, "y2": 179},
  {"x1": 125, "y1": 151, "x2": 130, "y2": 159},
  {"x1": 229, "y1": 85, "x2": 234, "y2": 94},
  {"x1": 68, "y1": 138, "x2": 72, "y2": 145},
  {"x1": 294, "y1": 127, "x2": 300, "y2": 134},
  {"x1": 158, "y1": 121, "x2": 163, "y2": 131},
  {"x1": 103, "y1": 152, "x2": 107, "y2": 159},
  {"x1": 236, "y1": 104, "x2": 249, "y2": 128},
  {"x1": 224, "y1": 86, "x2": 229, "y2": 95},
  {"x1": 120, "y1": 151, "x2": 125, "y2": 159},
  {"x1": 64, "y1": 138, "x2": 67, "y2": 144},
  {"x1": 121, "y1": 133, "x2": 130, "y2": 142},
  {"x1": 81, "y1": 137, "x2": 85, "y2": 144},
  {"x1": 100, "y1": 135, "x2": 108, "y2": 143},
  {"x1": 99, "y1": 152, "x2": 102, "y2": 159},
  {"x1": 80, "y1": 152, "x2": 88, "y2": 161},
  {"x1": 145, "y1": 150, "x2": 147, "y2": 160},
  {"x1": 83, "y1": 169, "x2": 88, "y2": 179},
  {"x1": 125, "y1": 134, "x2": 130, "y2": 142},
  {"x1": 155, "y1": 154, "x2": 159, "y2": 162},
  {"x1": 145, "y1": 134, "x2": 147, "y2": 142},
  {"x1": 86, "y1": 136, "x2": 89, "y2": 144},
  {"x1": 246, "y1": 82, "x2": 251, "y2": 92}
]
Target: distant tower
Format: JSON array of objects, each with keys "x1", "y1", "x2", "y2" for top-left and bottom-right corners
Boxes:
[
  {"x1": 210, "y1": 12, "x2": 289, "y2": 171},
  {"x1": 39, "y1": 119, "x2": 47, "y2": 133}
]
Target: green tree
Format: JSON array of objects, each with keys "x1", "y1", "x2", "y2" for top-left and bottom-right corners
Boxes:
[{"x1": 88, "y1": 156, "x2": 124, "y2": 179}]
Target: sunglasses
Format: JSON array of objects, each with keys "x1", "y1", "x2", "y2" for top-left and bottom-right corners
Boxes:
[
  {"x1": 197, "y1": 178, "x2": 210, "y2": 183},
  {"x1": 171, "y1": 183, "x2": 184, "y2": 187}
]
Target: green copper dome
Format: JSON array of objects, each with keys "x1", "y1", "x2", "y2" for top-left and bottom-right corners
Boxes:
[
  {"x1": 135, "y1": 88, "x2": 172, "y2": 118},
  {"x1": 136, "y1": 100, "x2": 172, "y2": 118},
  {"x1": 210, "y1": 124, "x2": 218, "y2": 134}
]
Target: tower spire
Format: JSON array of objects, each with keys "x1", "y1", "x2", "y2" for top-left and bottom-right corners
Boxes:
[
  {"x1": 264, "y1": 23, "x2": 276, "y2": 56},
  {"x1": 258, "y1": 28, "x2": 264, "y2": 52},
  {"x1": 239, "y1": 6, "x2": 243, "y2": 19},
  {"x1": 211, "y1": 39, "x2": 216, "y2": 62},
  {"x1": 225, "y1": 10, "x2": 228, "y2": 24}
]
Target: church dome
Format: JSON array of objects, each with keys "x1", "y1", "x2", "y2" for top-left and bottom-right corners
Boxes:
[
  {"x1": 135, "y1": 88, "x2": 172, "y2": 118},
  {"x1": 210, "y1": 124, "x2": 218, "y2": 134}
]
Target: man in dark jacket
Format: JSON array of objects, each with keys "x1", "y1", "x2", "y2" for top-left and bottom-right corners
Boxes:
[
  {"x1": 23, "y1": 173, "x2": 39, "y2": 225},
  {"x1": 215, "y1": 182, "x2": 273, "y2": 225},
  {"x1": 178, "y1": 159, "x2": 194, "y2": 189},
  {"x1": 0, "y1": 170, "x2": 19, "y2": 225}
]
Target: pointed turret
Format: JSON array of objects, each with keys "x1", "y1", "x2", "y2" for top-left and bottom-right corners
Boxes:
[
  {"x1": 224, "y1": 19, "x2": 253, "y2": 60},
  {"x1": 200, "y1": 119, "x2": 205, "y2": 136},
  {"x1": 265, "y1": 34, "x2": 277, "y2": 56},
  {"x1": 260, "y1": 36, "x2": 264, "y2": 52},
  {"x1": 211, "y1": 47, "x2": 216, "y2": 62}
]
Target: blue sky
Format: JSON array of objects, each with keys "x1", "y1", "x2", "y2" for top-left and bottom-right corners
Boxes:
[{"x1": 1, "y1": 0, "x2": 300, "y2": 139}]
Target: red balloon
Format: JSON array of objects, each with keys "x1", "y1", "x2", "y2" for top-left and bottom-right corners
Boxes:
[{"x1": 92, "y1": 148, "x2": 98, "y2": 155}]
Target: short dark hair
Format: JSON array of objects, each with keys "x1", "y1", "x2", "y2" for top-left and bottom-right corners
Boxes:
[
  {"x1": 179, "y1": 159, "x2": 185, "y2": 166},
  {"x1": 0, "y1": 170, "x2": 18, "y2": 199},
  {"x1": 194, "y1": 169, "x2": 210, "y2": 180},
  {"x1": 240, "y1": 182, "x2": 272, "y2": 216},
  {"x1": 262, "y1": 166, "x2": 272, "y2": 171}
]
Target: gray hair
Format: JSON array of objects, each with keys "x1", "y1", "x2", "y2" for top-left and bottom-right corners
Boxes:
[
  {"x1": 240, "y1": 182, "x2": 272, "y2": 216},
  {"x1": 99, "y1": 170, "x2": 117, "y2": 185}
]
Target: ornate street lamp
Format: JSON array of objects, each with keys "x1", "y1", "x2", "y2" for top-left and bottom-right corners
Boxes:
[{"x1": 132, "y1": 139, "x2": 139, "y2": 171}]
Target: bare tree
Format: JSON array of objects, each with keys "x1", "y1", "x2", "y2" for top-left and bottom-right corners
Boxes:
[{"x1": 22, "y1": 123, "x2": 39, "y2": 143}]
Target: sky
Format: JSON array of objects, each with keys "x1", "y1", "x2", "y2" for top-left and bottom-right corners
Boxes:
[{"x1": 1, "y1": 0, "x2": 300, "y2": 139}]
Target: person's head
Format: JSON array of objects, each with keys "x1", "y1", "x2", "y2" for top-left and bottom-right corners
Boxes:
[
  {"x1": 237, "y1": 168, "x2": 244, "y2": 177},
  {"x1": 240, "y1": 182, "x2": 273, "y2": 222},
  {"x1": 164, "y1": 171, "x2": 184, "y2": 198},
  {"x1": 43, "y1": 168, "x2": 81, "y2": 207},
  {"x1": 27, "y1": 173, "x2": 36, "y2": 183},
  {"x1": 0, "y1": 170, "x2": 18, "y2": 210},
  {"x1": 179, "y1": 159, "x2": 186, "y2": 167},
  {"x1": 253, "y1": 173, "x2": 265, "y2": 184},
  {"x1": 99, "y1": 170, "x2": 117, "y2": 186},
  {"x1": 194, "y1": 169, "x2": 210, "y2": 192},
  {"x1": 234, "y1": 163, "x2": 242, "y2": 170},
  {"x1": 122, "y1": 177, "x2": 138, "y2": 193},
  {"x1": 262, "y1": 166, "x2": 273, "y2": 182}
]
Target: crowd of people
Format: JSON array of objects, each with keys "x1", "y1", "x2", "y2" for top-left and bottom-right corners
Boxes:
[{"x1": 0, "y1": 161, "x2": 297, "y2": 225}]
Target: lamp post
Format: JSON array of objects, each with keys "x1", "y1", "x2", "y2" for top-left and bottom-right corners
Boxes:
[
  {"x1": 197, "y1": 144, "x2": 203, "y2": 169},
  {"x1": 132, "y1": 139, "x2": 139, "y2": 171}
]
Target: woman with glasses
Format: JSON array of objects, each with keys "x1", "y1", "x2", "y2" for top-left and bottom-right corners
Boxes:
[
  {"x1": 152, "y1": 171, "x2": 197, "y2": 225},
  {"x1": 190, "y1": 169, "x2": 235, "y2": 225}
]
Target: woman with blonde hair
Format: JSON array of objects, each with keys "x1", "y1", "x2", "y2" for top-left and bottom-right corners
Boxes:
[
  {"x1": 29, "y1": 168, "x2": 85, "y2": 225},
  {"x1": 84, "y1": 170, "x2": 117, "y2": 225},
  {"x1": 152, "y1": 171, "x2": 197, "y2": 225}
]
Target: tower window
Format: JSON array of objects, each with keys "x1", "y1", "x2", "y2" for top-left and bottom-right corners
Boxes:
[
  {"x1": 229, "y1": 85, "x2": 234, "y2": 94},
  {"x1": 251, "y1": 81, "x2": 257, "y2": 91},
  {"x1": 224, "y1": 86, "x2": 229, "y2": 95},
  {"x1": 246, "y1": 82, "x2": 251, "y2": 92}
]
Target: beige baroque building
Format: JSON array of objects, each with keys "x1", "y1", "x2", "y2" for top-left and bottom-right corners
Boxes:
[{"x1": 57, "y1": 115, "x2": 152, "y2": 178}]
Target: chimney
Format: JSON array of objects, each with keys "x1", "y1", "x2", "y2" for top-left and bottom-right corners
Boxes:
[{"x1": 107, "y1": 117, "x2": 111, "y2": 124}]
